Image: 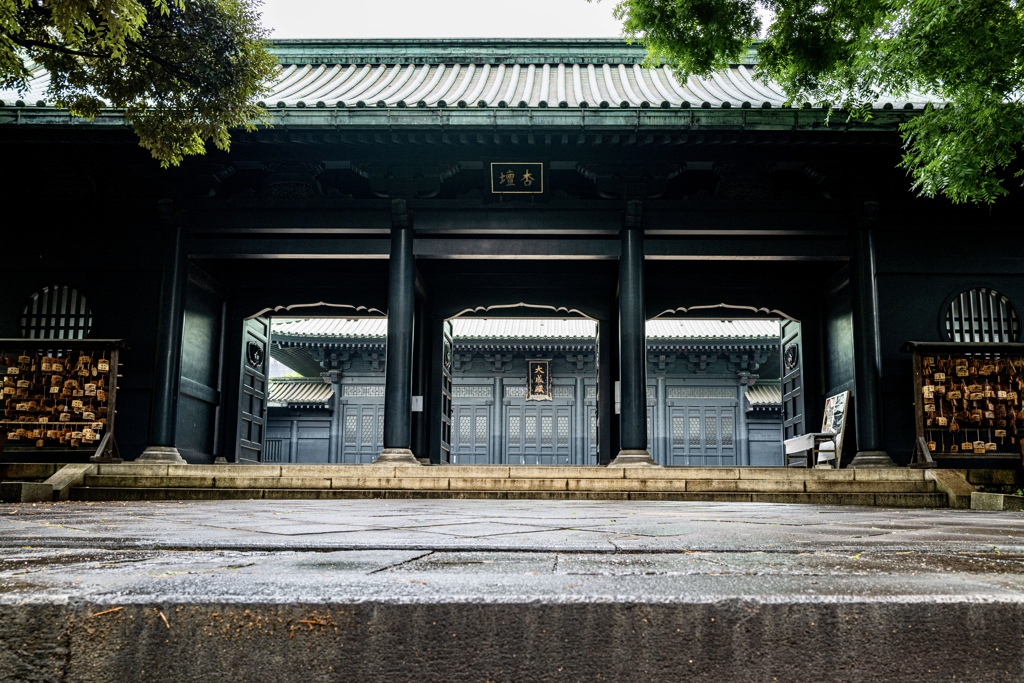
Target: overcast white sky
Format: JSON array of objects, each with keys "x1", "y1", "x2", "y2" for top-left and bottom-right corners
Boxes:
[{"x1": 259, "y1": 0, "x2": 624, "y2": 39}]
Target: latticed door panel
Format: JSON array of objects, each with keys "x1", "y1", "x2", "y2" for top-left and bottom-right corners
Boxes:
[
  {"x1": 452, "y1": 404, "x2": 489, "y2": 464},
  {"x1": 340, "y1": 402, "x2": 383, "y2": 463},
  {"x1": 505, "y1": 403, "x2": 572, "y2": 465},
  {"x1": 780, "y1": 320, "x2": 804, "y2": 440},
  {"x1": 440, "y1": 320, "x2": 454, "y2": 463},
  {"x1": 237, "y1": 316, "x2": 269, "y2": 463},
  {"x1": 669, "y1": 405, "x2": 737, "y2": 466}
]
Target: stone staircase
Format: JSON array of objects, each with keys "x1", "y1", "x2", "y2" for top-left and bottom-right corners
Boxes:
[{"x1": 58, "y1": 463, "x2": 948, "y2": 507}]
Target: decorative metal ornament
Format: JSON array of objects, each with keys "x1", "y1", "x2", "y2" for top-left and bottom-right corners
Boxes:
[
  {"x1": 784, "y1": 343, "x2": 799, "y2": 371},
  {"x1": 246, "y1": 341, "x2": 264, "y2": 369}
]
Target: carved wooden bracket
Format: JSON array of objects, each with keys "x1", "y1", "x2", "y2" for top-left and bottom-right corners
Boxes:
[
  {"x1": 352, "y1": 162, "x2": 461, "y2": 199},
  {"x1": 484, "y1": 353, "x2": 514, "y2": 373},
  {"x1": 576, "y1": 162, "x2": 682, "y2": 199}
]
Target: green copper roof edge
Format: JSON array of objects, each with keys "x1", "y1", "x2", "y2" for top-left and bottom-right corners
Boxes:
[
  {"x1": 268, "y1": 38, "x2": 759, "y2": 66},
  {"x1": 0, "y1": 107, "x2": 915, "y2": 130}
]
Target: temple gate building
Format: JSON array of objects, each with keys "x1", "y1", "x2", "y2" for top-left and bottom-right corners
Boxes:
[{"x1": 1, "y1": 39, "x2": 1022, "y2": 469}]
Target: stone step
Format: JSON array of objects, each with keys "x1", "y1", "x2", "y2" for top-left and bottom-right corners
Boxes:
[
  {"x1": 88, "y1": 463, "x2": 931, "y2": 482},
  {"x1": 0, "y1": 462, "x2": 62, "y2": 481},
  {"x1": 69, "y1": 486, "x2": 949, "y2": 507},
  {"x1": 81, "y1": 474, "x2": 936, "y2": 494}
]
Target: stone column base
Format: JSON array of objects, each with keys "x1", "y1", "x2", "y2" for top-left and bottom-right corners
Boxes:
[
  {"x1": 848, "y1": 450, "x2": 897, "y2": 469},
  {"x1": 374, "y1": 448, "x2": 422, "y2": 465},
  {"x1": 608, "y1": 449, "x2": 660, "y2": 467},
  {"x1": 136, "y1": 446, "x2": 187, "y2": 464}
]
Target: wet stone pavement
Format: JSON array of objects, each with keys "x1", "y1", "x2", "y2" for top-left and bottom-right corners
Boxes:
[
  {"x1": 1, "y1": 499, "x2": 1024, "y2": 601},
  {"x1": 2, "y1": 500, "x2": 1024, "y2": 681}
]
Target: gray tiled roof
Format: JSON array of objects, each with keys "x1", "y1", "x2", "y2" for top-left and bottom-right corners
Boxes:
[
  {"x1": 0, "y1": 40, "x2": 934, "y2": 113},
  {"x1": 266, "y1": 61, "x2": 792, "y2": 110},
  {"x1": 453, "y1": 318, "x2": 598, "y2": 340},
  {"x1": 647, "y1": 319, "x2": 779, "y2": 340},
  {"x1": 272, "y1": 317, "x2": 778, "y2": 341},
  {"x1": 268, "y1": 378, "x2": 334, "y2": 407},
  {"x1": 274, "y1": 318, "x2": 388, "y2": 338},
  {"x1": 746, "y1": 383, "x2": 782, "y2": 407}
]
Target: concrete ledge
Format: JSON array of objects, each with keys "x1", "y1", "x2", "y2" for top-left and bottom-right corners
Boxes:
[
  {"x1": 10, "y1": 600, "x2": 1020, "y2": 683},
  {"x1": 449, "y1": 477, "x2": 569, "y2": 491},
  {"x1": 0, "y1": 463, "x2": 60, "y2": 480},
  {"x1": 965, "y1": 469, "x2": 1018, "y2": 487},
  {"x1": 0, "y1": 481, "x2": 53, "y2": 503},
  {"x1": 852, "y1": 468, "x2": 926, "y2": 481},
  {"x1": 927, "y1": 470, "x2": 976, "y2": 509},
  {"x1": 687, "y1": 479, "x2": 806, "y2": 493},
  {"x1": 331, "y1": 477, "x2": 450, "y2": 490},
  {"x1": 739, "y1": 468, "x2": 853, "y2": 480},
  {"x1": 874, "y1": 492, "x2": 949, "y2": 508},
  {"x1": 398, "y1": 466, "x2": 512, "y2": 478},
  {"x1": 624, "y1": 467, "x2": 739, "y2": 480},
  {"x1": 43, "y1": 464, "x2": 94, "y2": 501},
  {"x1": 805, "y1": 480, "x2": 933, "y2": 494},
  {"x1": 971, "y1": 492, "x2": 1024, "y2": 511},
  {"x1": 96, "y1": 464, "x2": 172, "y2": 476}
]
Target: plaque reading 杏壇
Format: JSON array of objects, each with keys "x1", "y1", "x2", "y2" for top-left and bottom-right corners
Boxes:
[{"x1": 491, "y1": 163, "x2": 544, "y2": 194}]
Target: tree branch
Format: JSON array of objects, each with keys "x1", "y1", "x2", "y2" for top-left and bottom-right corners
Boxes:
[
  {"x1": 124, "y1": 38, "x2": 201, "y2": 89},
  {"x1": 2, "y1": 32, "x2": 102, "y2": 59}
]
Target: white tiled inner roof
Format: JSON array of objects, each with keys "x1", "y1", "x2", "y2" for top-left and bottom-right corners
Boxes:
[
  {"x1": 746, "y1": 383, "x2": 782, "y2": 407},
  {"x1": 272, "y1": 317, "x2": 779, "y2": 340},
  {"x1": 268, "y1": 378, "x2": 334, "y2": 405},
  {"x1": 646, "y1": 319, "x2": 779, "y2": 340}
]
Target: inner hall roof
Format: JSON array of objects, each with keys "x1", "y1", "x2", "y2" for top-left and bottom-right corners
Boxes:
[{"x1": 271, "y1": 318, "x2": 780, "y2": 341}]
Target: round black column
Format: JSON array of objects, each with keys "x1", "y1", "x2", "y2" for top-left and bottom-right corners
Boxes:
[
  {"x1": 138, "y1": 200, "x2": 188, "y2": 463},
  {"x1": 376, "y1": 204, "x2": 421, "y2": 465},
  {"x1": 610, "y1": 201, "x2": 657, "y2": 466},
  {"x1": 849, "y1": 221, "x2": 896, "y2": 468}
]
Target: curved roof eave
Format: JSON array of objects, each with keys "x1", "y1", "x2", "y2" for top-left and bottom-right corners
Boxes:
[{"x1": 0, "y1": 39, "x2": 937, "y2": 127}]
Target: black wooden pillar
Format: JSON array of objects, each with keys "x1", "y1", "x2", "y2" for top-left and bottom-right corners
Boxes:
[
  {"x1": 138, "y1": 200, "x2": 188, "y2": 463},
  {"x1": 376, "y1": 199, "x2": 421, "y2": 464},
  {"x1": 848, "y1": 204, "x2": 896, "y2": 467},
  {"x1": 610, "y1": 200, "x2": 657, "y2": 466},
  {"x1": 410, "y1": 294, "x2": 431, "y2": 461},
  {"x1": 597, "y1": 317, "x2": 615, "y2": 465}
]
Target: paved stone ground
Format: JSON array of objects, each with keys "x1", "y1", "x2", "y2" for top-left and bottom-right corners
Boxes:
[{"x1": 2, "y1": 500, "x2": 1024, "y2": 681}]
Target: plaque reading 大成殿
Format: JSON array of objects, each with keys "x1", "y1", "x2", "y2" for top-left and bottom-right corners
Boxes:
[{"x1": 527, "y1": 359, "x2": 552, "y2": 401}]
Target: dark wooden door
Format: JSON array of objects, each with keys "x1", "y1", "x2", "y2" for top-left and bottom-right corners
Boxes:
[
  {"x1": 341, "y1": 398, "x2": 384, "y2": 463},
  {"x1": 236, "y1": 316, "x2": 270, "y2": 463},
  {"x1": 505, "y1": 400, "x2": 572, "y2": 465},
  {"x1": 780, "y1": 319, "x2": 805, "y2": 440},
  {"x1": 668, "y1": 405, "x2": 737, "y2": 466},
  {"x1": 452, "y1": 403, "x2": 489, "y2": 464},
  {"x1": 439, "y1": 320, "x2": 453, "y2": 463}
]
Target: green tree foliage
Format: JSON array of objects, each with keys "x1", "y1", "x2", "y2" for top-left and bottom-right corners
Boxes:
[
  {"x1": 0, "y1": 0, "x2": 278, "y2": 166},
  {"x1": 606, "y1": 0, "x2": 1024, "y2": 203}
]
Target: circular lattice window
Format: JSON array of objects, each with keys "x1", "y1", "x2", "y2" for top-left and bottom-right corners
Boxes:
[
  {"x1": 19, "y1": 286, "x2": 93, "y2": 339},
  {"x1": 944, "y1": 287, "x2": 1020, "y2": 343}
]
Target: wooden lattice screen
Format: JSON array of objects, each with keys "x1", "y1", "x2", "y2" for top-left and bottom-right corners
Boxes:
[
  {"x1": 19, "y1": 286, "x2": 93, "y2": 340},
  {"x1": 945, "y1": 288, "x2": 1020, "y2": 343}
]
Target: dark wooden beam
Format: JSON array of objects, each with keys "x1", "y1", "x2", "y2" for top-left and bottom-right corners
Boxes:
[{"x1": 186, "y1": 236, "x2": 848, "y2": 260}]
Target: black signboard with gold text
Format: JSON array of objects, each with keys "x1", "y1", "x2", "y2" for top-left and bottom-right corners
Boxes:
[
  {"x1": 491, "y1": 163, "x2": 544, "y2": 194},
  {"x1": 527, "y1": 359, "x2": 552, "y2": 401}
]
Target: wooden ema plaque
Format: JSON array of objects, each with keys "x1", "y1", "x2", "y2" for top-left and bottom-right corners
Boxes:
[
  {"x1": 902, "y1": 341, "x2": 1024, "y2": 466},
  {"x1": 0, "y1": 339, "x2": 127, "y2": 461}
]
